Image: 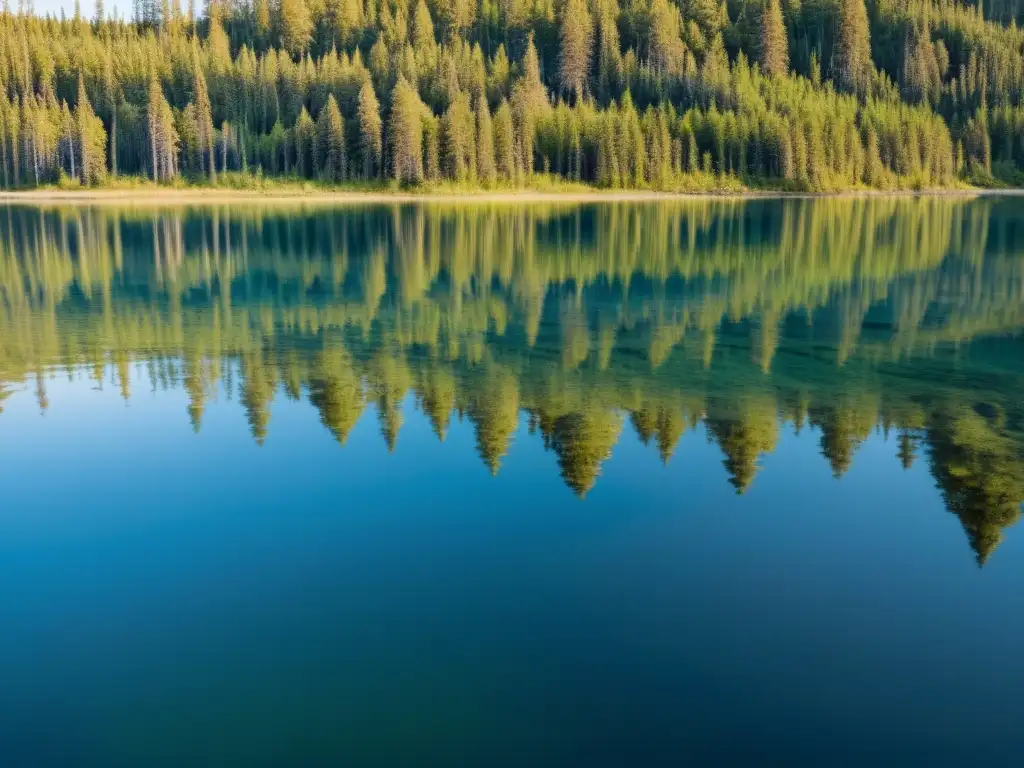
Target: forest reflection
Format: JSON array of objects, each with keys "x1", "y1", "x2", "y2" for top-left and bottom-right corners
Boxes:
[{"x1": 1, "y1": 197, "x2": 1022, "y2": 565}]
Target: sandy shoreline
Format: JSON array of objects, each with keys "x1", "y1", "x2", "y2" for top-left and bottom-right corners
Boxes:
[{"x1": 0, "y1": 186, "x2": 1011, "y2": 206}]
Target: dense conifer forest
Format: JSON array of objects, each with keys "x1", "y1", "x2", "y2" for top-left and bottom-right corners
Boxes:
[{"x1": 2, "y1": 0, "x2": 1024, "y2": 189}]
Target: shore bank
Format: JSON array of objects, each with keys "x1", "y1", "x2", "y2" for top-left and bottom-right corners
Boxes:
[{"x1": 0, "y1": 186, "x2": 1010, "y2": 206}]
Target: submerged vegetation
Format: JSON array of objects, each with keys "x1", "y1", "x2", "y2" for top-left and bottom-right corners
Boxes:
[
  {"x1": 3, "y1": 0, "x2": 1024, "y2": 191},
  {"x1": 0, "y1": 197, "x2": 1022, "y2": 563}
]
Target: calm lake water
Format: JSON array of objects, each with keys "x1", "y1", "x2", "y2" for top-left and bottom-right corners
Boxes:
[{"x1": 1, "y1": 197, "x2": 1024, "y2": 766}]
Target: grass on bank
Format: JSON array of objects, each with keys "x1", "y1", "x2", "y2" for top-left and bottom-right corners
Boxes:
[
  {"x1": 13, "y1": 168, "x2": 988, "y2": 196},
  {"x1": 33, "y1": 170, "x2": 762, "y2": 195}
]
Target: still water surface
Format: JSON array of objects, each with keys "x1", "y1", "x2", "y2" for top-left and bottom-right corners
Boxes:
[{"x1": 1, "y1": 198, "x2": 1024, "y2": 765}]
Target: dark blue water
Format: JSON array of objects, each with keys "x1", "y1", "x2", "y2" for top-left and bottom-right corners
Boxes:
[{"x1": 1, "y1": 198, "x2": 1023, "y2": 765}]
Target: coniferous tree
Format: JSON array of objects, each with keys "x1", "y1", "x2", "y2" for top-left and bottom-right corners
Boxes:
[
  {"x1": 76, "y1": 74, "x2": 106, "y2": 185},
  {"x1": 758, "y1": 0, "x2": 788, "y2": 78},
  {"x1": 147, "y1": 76, "x2": 179, "y2": 182},
  {"x1": 442, "y1": 91, "x2": 476, "y2": 180},
  {"x1": 595, "y1": 0, "x2": 622, "y2": 99},
  {"x1": 193, "y1": 49, "x2": 216, "y2": 180},
  {"x1": 412, "y1": 0, "x2": 437, "y2": 68},
  {"x1": 836, "y1": 0, "x2": 872, "y2": 96},
  {"x1": 493, "y1": 98, "x2": 516, "y2": 180},
  {"x1": 423, "y1": 112, "x2": 441, "y2": 180},
  {"x1": 279, "y1": 0, "x2": 314, "y2": 57},
  {"x1": 103, "y1": 45, "x2": 119, "y2": 176},
  {"x1": 650, "y1": 0, "x2": 687, "y2": 78},
  {"x1": 476, "y1": 96, "x2": 496, "y2": 183},
  {"x1": 558, "y1": 0, "x2": 593, "y2": 101},
  {"x1": 389, "y1": 76, "x2": 425, "y2": 183},
  {"x1": 511, "y1": 33, "x2": 547, "y2": 178},
  {"x1": 357, "y1": 80, "x2": 383, "y2": 179},
  {"x1": 295, "y1": 106, "x2": 315, "y2": 177},
  {"x1": 255, "y1": 0, "x2": 271, "y2": 43},
  {"x1": 316, "y1": 94, "x2": 346, "y2": 181}
]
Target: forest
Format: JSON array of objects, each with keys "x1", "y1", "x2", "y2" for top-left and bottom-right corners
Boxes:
[
  {"x1": 0, "y1": 199, "x2": 1022, "y2": 563},
  {"x1": 2, "y1": 0, "x2": 1024, "y2": 190}
]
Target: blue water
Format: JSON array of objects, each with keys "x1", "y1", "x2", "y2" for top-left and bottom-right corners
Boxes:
[{"x1": 1, "y1": 198, "x2": 1023, "y2": 765}]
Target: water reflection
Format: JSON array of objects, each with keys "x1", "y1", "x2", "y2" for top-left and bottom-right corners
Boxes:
[{"x1": 1, "y1": 197, "x2": 1022, "y2": 564}]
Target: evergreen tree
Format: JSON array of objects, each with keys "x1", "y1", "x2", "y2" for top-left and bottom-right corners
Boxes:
[
  {"x1": 76, "y1": 74, "x2": 107, "y2": 185},
  {"x1": 442, "y1": 91, "x2": 476, "y2": 180},
  {"x1": 193, "y1": 50, "x2": 216, "y2": 180},
  {"x1": 147, "y1": 76, "x2": 179, "y2": 181},
  {"x1": 650, "y1": 0, "x2": 687, "y2": 78},
  {"x1": 278, "y1": 0, "x2": 314, "y2": 57},
  {"x1": 389, "y1": 76, "x2": 425, "y2": 183},
  {"x1": 836, "y1": 0, "x2": 872, "y2": 95},
  {"x1": 357, "y1": 81, "x2": 383, "y2": 179},
  {"x1": 558, "y1": 0, "x2": 593, "y2": 101},
  {"x1": 595, "y1": 0, "x2": 622, "y2": 99},
  {"x1": 493, "y1": 98, "x2": 516, "y2": 180},
  {"x1": 412, "y1": 0, "x2": 437, "y2": 65},
  {"x1": 295, "y1": 106, "x2": 315, "y2": 177},
  {"x1": 758, "y1": 0, "x2": 789, "y2": 78},
  {"x1": 476, "y1": 96, "x2": 496, "y2": 183},
  {"x1": 316, "y1": 94, "x2": 346, "y2": 181}
]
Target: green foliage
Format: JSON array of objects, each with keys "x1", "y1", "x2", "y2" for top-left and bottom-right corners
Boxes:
[
  {"x1": 0, "y1": 0, "x2": 1021, "y2": 189},
  {"x1": 758, "y1": 0, "x2": 789, "y2": 78},
  {"x1": 558, "y1": 0, "x2": 593, "y2": 100},
  {"x1": 357, "y1": 80, "x2": 383, "y2": 178},
  {"x1": 316, "y1": 93, "x2": 346, "y2": 180},
  {"x1": 389, "y1": 76, "x2": 426, "y2": 182}
]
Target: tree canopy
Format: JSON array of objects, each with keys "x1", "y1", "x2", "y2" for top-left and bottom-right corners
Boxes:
[{"x1": 2, "y1": 0, "x2": 1023, "y2": 189}]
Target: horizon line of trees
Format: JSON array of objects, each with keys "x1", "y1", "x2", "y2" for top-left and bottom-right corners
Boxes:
[{"x1": 3, "y1": 0, "x2": 1024, "y2": 189}]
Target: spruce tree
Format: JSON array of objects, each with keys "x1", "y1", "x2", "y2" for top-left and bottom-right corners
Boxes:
[
  {"x1": 558, "y1": 0, "x2": 593, "y2": 101},
  {"x1": 836, "y1": 0, "x2": 872, "y2": 96},
  {"x1": 650, "y1": 0, "x2": 686, "y2": 78},
  {"x1": 278, "y1": 0, "x2": 313, "y2": 57},
  {"x1": 595, "y1": 0, "x2": 622, "y2": 100},
  {"x1": 412, "y1": 0, "x2": 437, "y2": 66},
  {"x1": 193, "y1": 50, "x2": 215, "y2": 180},
  {"x1": 357, "y1": 80, "x2": 383, "y2": 179},
  {"x1": 316, "y1": 94, "x2": 346, "y2": 181},
  {"x1": 493, "y1": 98, "x2": 516, "y2": 181},
  {"x1": 295, "y1": 106, "x2": 315, "y2": 177},
  {"x1": 423, "y1": 112, "x2": 441, "y2": 181},
  {"x1": 442, "y1": 91, "x2": 476, "y2": 181},
  {"x1": 476, "y1": 96, "x2": 496, "y2": 183},
  {"x1": 76, "y1": 73, "x2": 106, "y2": 185},
  {"x1": 147, "y1": 76, "x2": 179, "y2": 182},
  {"x1": 758, "y1": 0, "x2": 788, "y2": 78},
  {"x1": 389, "y1": 76, "x2": 425, "y2": 184}
]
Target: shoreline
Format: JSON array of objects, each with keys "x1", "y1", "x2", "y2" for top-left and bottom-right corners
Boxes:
[{"x1": 0, "y1": 186, "x2": 1015, "y2": 206}]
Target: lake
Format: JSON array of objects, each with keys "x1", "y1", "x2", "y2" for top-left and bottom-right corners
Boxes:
[{"x1": 1, "y1": 197, "x2": 1023, "y2": 766}]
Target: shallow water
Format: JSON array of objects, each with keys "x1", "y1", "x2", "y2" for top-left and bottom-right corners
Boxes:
[{"x1": 1, "y1": 197, "x2": 1023, "y2": 765}]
